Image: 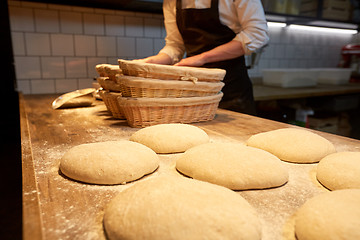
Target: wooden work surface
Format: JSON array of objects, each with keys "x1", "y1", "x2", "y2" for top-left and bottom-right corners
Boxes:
[
  {"x1": 253, "y1": 83, "x2": 360, "y2": 101},
  {"x1": 20, "y1": 94, "x2": 360, "y2": 240}
]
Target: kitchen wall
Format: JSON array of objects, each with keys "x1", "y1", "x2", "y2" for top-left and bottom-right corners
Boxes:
[{"x1": 8, "y1": 0, "x2": 357, "y2": 94}]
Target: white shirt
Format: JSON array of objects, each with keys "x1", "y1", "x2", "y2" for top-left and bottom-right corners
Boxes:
[{"x1": 159, "y1": 0, "x2": 269, "y2": 63}]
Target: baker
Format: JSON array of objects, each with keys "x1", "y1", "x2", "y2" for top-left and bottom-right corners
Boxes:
[{"x1": 141, "y1": 0, "x2": 269, "y2": 115}]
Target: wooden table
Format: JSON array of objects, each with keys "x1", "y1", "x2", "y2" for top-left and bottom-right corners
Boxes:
[
  {"x1": 20, "y1": 94, "x2": 360, "y2": 240},
  {"x1": 253, "y1": 83, "x2": 360, "y2": 101}
]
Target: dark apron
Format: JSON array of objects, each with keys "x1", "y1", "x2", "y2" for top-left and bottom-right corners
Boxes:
[{"x1": 176, "y1": 0, "x2": 256, "y2": 115}]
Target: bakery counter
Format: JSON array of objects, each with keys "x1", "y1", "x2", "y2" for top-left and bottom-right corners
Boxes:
[
  {"x1": 253, "y1": 82, "x2": 360, "y2": 101},
  {"x1": 20, "y1": 94, "x2": 360, "y2": 240}
]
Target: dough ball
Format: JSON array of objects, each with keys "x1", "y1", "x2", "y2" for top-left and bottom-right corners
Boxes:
[
  {"x1": 129, "y1": 123, "x2": 209, "y2": 154},
  {"x1": 103, "y1": 175, "x2": 262, "y2": 240},
  {"x1": 59, "y1": 141, "x2": 159, "y2": 185},
  {"x1": 246, "y1": 128, "x2": 336, "y2": 163},
  {"x1": 294, "y1": 189, "x2": 360, "y2": 240},
  {"x1": 317, "y1": 151, "x2": 360, "y2": 190},
  {"x1": 176, "y1": 142, "x2": 288, "y2": 190}
]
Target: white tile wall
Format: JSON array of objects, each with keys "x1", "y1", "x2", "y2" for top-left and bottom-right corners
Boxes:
[{"x1": 8, "y1": 0, "x2": 357, "y2": 94}]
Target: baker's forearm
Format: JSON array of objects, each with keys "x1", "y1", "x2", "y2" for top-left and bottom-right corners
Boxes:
[
  {"x1": 175, "y1": 40, "x2": 245, "y2": 67},
  {"x1": 201, "y1": 40, "x2": 245, "y2": 63}
]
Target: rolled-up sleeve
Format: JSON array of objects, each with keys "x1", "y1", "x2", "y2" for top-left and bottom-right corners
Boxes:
[
  {"x1": 159, "y1": 0, "x2": 186, "y2": 64},
  {"x1": 231, "y1": 0, "x2": 269, "y2": 55}
]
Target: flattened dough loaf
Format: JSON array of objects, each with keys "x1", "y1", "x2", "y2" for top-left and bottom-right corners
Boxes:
[
  {"x1": 59, "y1": 141, "x2": 159, "y2": 185},
  {"x1": 246, "y1": 128, "x2": 336, "y2": 163},
  {"x1": 317, "y1": 151, "x2": 360, "y2": 190},
  {"x1": 176, "y1": 142, "x2": 289, "y2": 190},
  {"x1": 294, "y1": 189, "x2": 360, "y2": 240},
  {"x1": 103, "y1": 175, "x2": 262, "y2": 240},
  {"x1": 129, "y1": 123, "x2": 209, "y2": 154}
]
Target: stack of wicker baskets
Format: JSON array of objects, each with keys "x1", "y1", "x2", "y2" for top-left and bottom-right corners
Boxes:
[
  {"x1": 95, "y1": 64, "x2": 124, "y2": 119},
  {"x1": 114, "y1": 59, "x2": 226, "y2": 127}
]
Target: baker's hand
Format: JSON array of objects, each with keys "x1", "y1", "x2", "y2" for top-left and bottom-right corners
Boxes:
[
  {"x1": 175, "y1": 54, "x2": 206, "y2": 67},
  {"x1": 139, "y1": 53, "x2": 173, "y2": 65}
]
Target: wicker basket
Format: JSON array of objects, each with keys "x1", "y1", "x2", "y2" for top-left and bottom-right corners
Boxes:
[
  {"x1": 95, "y1": 64, "x2": 109, "y2": 77},
  {"x1": 117, "y1": 92, "x2": 223, "y2": 127},
  {"x1": 116, "y1": 75, "x2": 224, "y2": 98},
  {"x1": 103, "y1": 65, "x2": 122, "y2": 81},
  {"x1": 97, "y1": 77, "x2": 122, "y2": 92},
  {"x1": 118, "y1": 59, "x2": 226, "y2": 82},
  {"x1": 99, "y1": 90, "x2": 125, "y2": 119}
]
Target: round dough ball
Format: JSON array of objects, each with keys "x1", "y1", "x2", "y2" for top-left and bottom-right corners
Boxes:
[
  {"x1": 60, "y1": 141, "x2": 159, "y2": 185},
  {"x1": 103, "y1": 175, "x2": 262, "y2": 240},
  {"x1": 246, "y1": 128, "x2": 336, "y2": 163},
  {"x1": 294, "y1": 189, "x2": 360, "y2": 240},
  {"x1": 176, "y1": 142, "x2": 288, "y2": 190},
  {"x1": 317, "y1": 151, "x2": 360, "y2": 190},
  {"x1": 129, "y1": 123, "x2": 209, "y2": 154}
]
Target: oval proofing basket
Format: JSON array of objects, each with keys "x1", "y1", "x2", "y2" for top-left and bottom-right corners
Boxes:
[
  {"x1": 118, "y1": 59, "x2": 226, "y2": 82},
  {"x1": 116, "y1": 75, "x2": 224, "y2": 98},
  {"x1": 99, "y1": 90, "x2": 125, "y2": 119},
  {"x1": 117, "y1": 92, "x2": 223, "y2": 127}
]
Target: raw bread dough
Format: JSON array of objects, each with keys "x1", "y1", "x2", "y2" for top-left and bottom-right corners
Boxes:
[
  {"x1": 246, "y1": 128, "x2": 336, "y2": 163},
  {"x1": 294, "y1": 189, "x2": 360, "y2": 240},
  {"x1": 129, "y1": 123, "x2": 209, "y2": 154},
  {"x1": 316, "y1": 151, "x2": 360, "y2": 190},
  {"x1": 176, "y1": 142, "x2": 289, "y2": 190},
  {"x1": 59, "y1": 141, "x2": 159, "y2": 185},
  {"x1": 103, "y1": 175, "x2": 262, "y2": 240}
]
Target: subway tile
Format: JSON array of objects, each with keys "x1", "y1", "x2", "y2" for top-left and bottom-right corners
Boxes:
[
  {"x1": 34, "y1": 9, "x2": 60, "y2": 33},
  {"x1": 16, "y1": 80, "x2": 31, "y2": 94},
  {"x1": 117, "y1": 37, "x2": 136, "y2": 57},
  {"x1": 31, "y1": 79, "x2": 56, "y2": 94},
  {"x1": 51, "y1": 34, "x2": 74, "y2": 56},
  {"x1": 48, "y1": 4, "x2": 72, "y2": 11},
  {"x1": 55, "y1": 79, "x2": 78, "y2": 93},
  {"x1": 136, "y1": 38, "x2": 154, "y2": 58},
  {"x1": 105, "y1": 15, "x2": 125, "y2": 36},
  {"x1": 83, "y1": 13, "x2": 104, "y2": 35},
  {"x1": 14, "y1": 56, "x2": 41, "y2": 79},
  {"x1": 21, "y1": 1, "x2": 47, "y2": 8},
  {"x1": 71, "y1": 6, "x2": 94, "y2": 13},
  {"x1": 107, "y1": 57, "x2": 119, "y2": 64},
  {"x1": 25, "y1": 33, "x2": 51, "y2": 56},
  {"x1": 285, "y1": 45, "x2": 296, "y2": 59},
  {"x1": 74, "y1": 35, "x2": 96, "y2": 56},
  {"x1": 125, "y1": 17, "x2": 143, "y2": 37},
  {"x1": 60, "y1": 11, "x2": 83, "y2": 34},
  {"x1": 160, "y1": 24, "x2": 166, "y2": 39},
  {"x1": 11, "y1": 32, "x2": 25, "y2": 55},
  {"x1": 115, "y1": 10, "x2": 135, "y2": 16},
  {"x1": 41, "y1": 57, "x2": 65, "y2": 78},
  {"x1": 9, "y1": 7, "x2": 35, "y2": 32},
  {"x1": 78, "y1": 78, "x2": 94, "y2": 89},
  {"x1": 274, "y1": 44, "x2": 286, "y2": 59},
  {"x1": 87, "y1": 57, "x2": 108, "y2": 78},
  {"x1": 95, "y1": 8, "x2": 116, "y2": 15},
  {"x1": 65, "y1": 57, "x2": 87, "y2": 78},
  {"x1": 135, "y1": 12, "x2": 153, "y2": 18},
  {"x1": 144, "y1": 18, "x2": 162, "y2": 38},
  {"x1": 96, "y1": 36, "x2": 116, "y2": 57},
  {"x1": 154, "y1": 38, "x2": 165, "y2": 54},
  {"x1": 8, "y1": 1, "x2": 21, "y2": 7}
]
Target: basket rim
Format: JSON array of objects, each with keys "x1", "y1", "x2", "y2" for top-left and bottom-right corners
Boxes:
[
  {"x1": 97, "y1": 77, "x2": 122, "y2": 92},
  {"x1": 118, "y1": 59, "x2": 226, "y2": 82},
  {"x1": 115, "y1": 75, "x2": 224, "y2": 91},
  {"x1": 118, "y1": 92, "x2": 223, "y2": 106}
]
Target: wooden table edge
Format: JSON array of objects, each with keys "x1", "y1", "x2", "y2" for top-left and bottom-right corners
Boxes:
[{"x1": 20, "y1": 93, "x2": 44, "y2": 240}]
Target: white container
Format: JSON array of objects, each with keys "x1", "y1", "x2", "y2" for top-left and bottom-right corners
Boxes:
[
  {"x1": 312, "y1": 68, "x2": 352, "y2": 85},
  {"x1": 262, "y1": 68, "x2": 317, "y2": 88}
]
